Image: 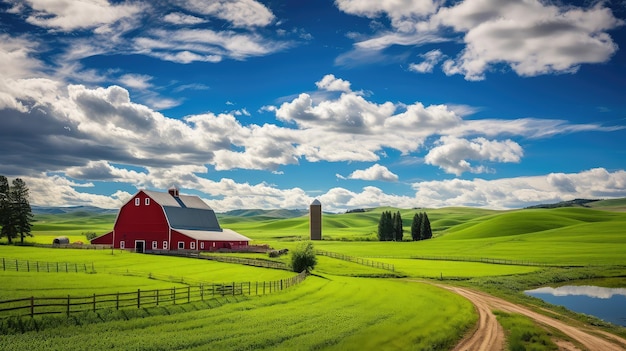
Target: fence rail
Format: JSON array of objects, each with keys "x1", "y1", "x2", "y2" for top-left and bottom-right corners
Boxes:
[
  {"x1": 0, "y1": 271, "x2": 307, "y2": 319},
  {"x1": 149, "y1": 250, "x2": 288, "y2": 270},
  {"x1": 316, "y1": 250, "x2": 395, "y2": 272},
  {"x1": 0, "y1": 258, "x2": 94, "y2": 273},
  {"x1": 407, "y1": 255, "x2": 580, "y2": 267}
]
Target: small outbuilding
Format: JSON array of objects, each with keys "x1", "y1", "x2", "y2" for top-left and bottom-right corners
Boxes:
[
  {"x1": 90, "y1": 187, "x2": 251, "y2": 252},
  {"x1": 52, "y1": 236, "x2": 70, "y2": 245}
]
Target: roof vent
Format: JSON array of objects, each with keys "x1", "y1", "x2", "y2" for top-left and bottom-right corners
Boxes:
[{"x1": 168, "y1": 186, "x2": 179, "y2": 197}]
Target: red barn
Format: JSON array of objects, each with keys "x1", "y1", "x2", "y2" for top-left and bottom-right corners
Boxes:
[{"x1": 91, "y1": 187, "x2": 250, "y2": 252}]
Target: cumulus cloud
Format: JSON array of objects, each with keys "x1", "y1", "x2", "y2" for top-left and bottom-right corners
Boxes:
[
  {"x1": 345, "y1": 164, "x2": 399, "y2": 182},
  {"x1": 412, "y1": 168, "x2": 626, "y2": 209},
  {"x1": 118, "y1": 74, "x2": 153, "y2": 90},
  {"x1": 315, "y1": 74, "x2": 352, "y2": 93},
  {"x1": 424, "y1": 136, "x2": 523, "y2": 176},
  {"x1": 336, "y1": 0, "x2": 623, "y2": 79}
]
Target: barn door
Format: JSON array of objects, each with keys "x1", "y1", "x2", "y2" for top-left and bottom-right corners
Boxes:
[{"x1": 135, "y1": 240, "x2": 145, "y2": 253}]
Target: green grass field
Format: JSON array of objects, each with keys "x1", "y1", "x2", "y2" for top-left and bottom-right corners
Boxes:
[
  {"x1": 0, "y1": 203, "x2": 625, "y2": 349},
  {"x1": 1, "y1": 276, "x2": 476, "y2": 351}
]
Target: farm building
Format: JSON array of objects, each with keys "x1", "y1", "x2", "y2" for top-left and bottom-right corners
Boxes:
[{"x1": 91, "y1": 187, "x2": 250, "y2": 252}]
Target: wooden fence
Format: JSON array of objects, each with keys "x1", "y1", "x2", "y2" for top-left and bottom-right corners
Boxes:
[
  {"x1": 316, "y1": 250, "x2": 395, "y2": 272},
  {"x1": 149, "y1": 250, "x2": 288, "y2": 270},
  {"x1": 0, "y1": 258, "x2": 94, "y2": 273},
  {"x1": 407, "y1": 255, "x2": 580, "y2": 267},
  {"x1": 0, "y1": 271, "x2": 307, "y2": 319}
]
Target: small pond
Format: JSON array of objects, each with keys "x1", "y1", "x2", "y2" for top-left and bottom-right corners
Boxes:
[{"x1": 525, "y1": 285, "x2": 626, "y2": 326}]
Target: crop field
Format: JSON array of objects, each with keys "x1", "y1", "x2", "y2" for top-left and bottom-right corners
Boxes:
[{"x1": 1, "y1": 276, "x2": 476, "y2": 351}]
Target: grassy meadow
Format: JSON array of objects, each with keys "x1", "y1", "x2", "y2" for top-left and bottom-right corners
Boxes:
[{"x1": 0, "y1": 200, "x2": 625, "y2": 349}]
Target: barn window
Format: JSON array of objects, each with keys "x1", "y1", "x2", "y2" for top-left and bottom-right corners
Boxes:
[
  {"x1": 135, "y1": 198, "x2": 140, "y2": 206},
  {"x1": 212, "y1": 242, "x2": 216, "y2": 247},
  {"x1": 163, "y1": 241, "x2": 168, "y2": 250},
  {"x1": 145, "y1": 198, "x2": 150, "y2": 206},
  {"x1": 120, "y1": 241, "x2": 125, "y2": 249},
  {"x1": 178, "y1": 242, "x2": 184, "y2": 249},
  {"x1": 152, "y1": 241, "x2": 157, "y2": 250},
  {"x1": 190, "y1": 242, "x2": 196, "y2": 250},
  {"x1": 200, "y1": 242, "x2": 204, "y2": 249}
]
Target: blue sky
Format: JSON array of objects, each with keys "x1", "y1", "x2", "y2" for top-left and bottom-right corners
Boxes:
[{"x1": 1, "y1": 0, "x2": 625, "y2": 212}]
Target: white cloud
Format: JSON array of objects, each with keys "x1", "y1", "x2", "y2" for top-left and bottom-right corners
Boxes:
[
  {"x1": 178, "y1": 0, "x2": 275, "y2": 27},
  {"x1": 18, "y1": 0, "x2": 143, "y2": 31},
  {"x1": 412, "y1": 168, "x2": 626, "y2": 209},
  {"x1": 409, "y1": 49, "x2": 443, "y2": 73},
  {"x1": 118, "y1": 74, "x2": 153, "y2": 90},
  {"x1": 437, "y1": 0, "x2": 623, "y2": 80},
  {"x1": 424, "y1": 136, "x2": 523, "y2": 176},
  {"x1": 347, "y1": 164, "x2": 399, "y2": 182},
  {"x1": 163, "y1": 12, "x2": 206, "y2": 25},
  {"x1": 315, "y1": 74, "x2": 352, "y2": 93},
  {"x1": 134, "y1": 28, "x2": 289, "y2": 63},
  {"x1": 337, "y1": 0, "x2": 622, "y2": 80}
]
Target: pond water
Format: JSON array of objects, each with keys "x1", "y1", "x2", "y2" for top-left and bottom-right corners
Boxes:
[{"x1": 525, "y1": 285, "x2": 626, "y2": 326}]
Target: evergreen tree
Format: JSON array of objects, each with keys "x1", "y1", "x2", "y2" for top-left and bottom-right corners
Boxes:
[
  {"x1": 420, "y1": 212, "x2": 432, "y2": 240},
  {"x1": 393, "y1": 211, "x2": 403, "y2": 241},
  {"x1": 11, "y1": 178, "x2": 33, "y2": 244},
  {"x1": 378, "y1": 211, "x2": 395, "y2": 241},
  {"x1": 0, "y1": 175, "x2": 15, "y2": 244},
  {"x1": 411, "y1": 212, "x2": 422, "y2": 241},
  {"x1": 377, "y1": 211, "x2": 386, "y2": 241}
]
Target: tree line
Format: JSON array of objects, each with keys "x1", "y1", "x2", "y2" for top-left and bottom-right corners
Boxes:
[
  {"x1": 0, "y1": 175, "x2": 34, "y2": 244},
  {"x1": 377, "y1": 211, "x2": 432, "y2": 241}
]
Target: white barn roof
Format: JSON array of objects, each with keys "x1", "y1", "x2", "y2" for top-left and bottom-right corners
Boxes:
[{"x1": 175, "y1": 229, "x2": 251, "y2": 242}]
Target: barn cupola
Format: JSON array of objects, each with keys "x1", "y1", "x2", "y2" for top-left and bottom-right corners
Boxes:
[{"x1": 168, "y1": 186, "x2": 180, "y2": 197}]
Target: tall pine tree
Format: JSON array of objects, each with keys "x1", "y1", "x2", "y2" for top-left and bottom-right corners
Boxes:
[
  {"x1": 0, "y1": 175, "x2": 15, "y2": 244},
  {"x1": 411, "y1": 212, "x2": 422, "y2": 241},
  {"x1": 393, "y1": 211, "x2": 403, "y2": 241},
  {"x1": 420, "y1": 212, "x2": 432, "y2": 240},
  {"x1": 11, "y1": 178, "x2": 33, "y2": 244}
]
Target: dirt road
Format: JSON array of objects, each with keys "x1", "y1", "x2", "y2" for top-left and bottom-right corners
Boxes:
[{"x1": 439, "y1": 285, "x2": 626, "y2": 351}]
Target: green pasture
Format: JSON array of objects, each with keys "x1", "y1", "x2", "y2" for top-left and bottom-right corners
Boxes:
[
  {"x1": 1, "y1": 276, "x2": 476, "y2": 351},
  {"x1": 376, "y1": 258, "x2": 540, "y2": 278},
  {"x1": 0, "y1": 246, "x2": 296, "y2": 288},
  {"x1": 0, "y1": 271, "x2": 188, "y2": 300}
]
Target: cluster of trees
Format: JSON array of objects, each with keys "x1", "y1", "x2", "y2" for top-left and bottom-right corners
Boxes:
[
  {"x1": 377, "y1": 210, "x2": 432, "y2": 241},
  {"x1": 0, "y1": 175, "x2": 34, "y2": 244},
  {"x1": 410, "y1": 212, "x2": 432, "y2": 241},
  {"x1": 377, "y1": 211, "x2": 404, "y2": 241}
]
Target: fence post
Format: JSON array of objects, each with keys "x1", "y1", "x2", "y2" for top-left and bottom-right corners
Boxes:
[
  {"x1": 173, "y1": 287, "x2": 176, "y2": 304},
  {"x1": 156, "y1": 289, "x2": 159, "y2": 306},
  {"x1": 16, "y1": 259, "x2": 18, "y2": 271},
  {"x1": 2, "y1": 257, "x2": 4, "y2": 271},
  {"x1": 75, "y1": 264, "x2": 78, "y2": 273},
  {"x1": 36, "y1": 261, "x2": 39, "y2": 272},
  {"x1": 263, "y1": 281, "x2": 265, "y2": 295},
  {"x1": 67, "y1": 295, "x2": 70, "y2": 316},
  {"x1": 65, "y1": 262, "x2": 68, "y2": 273},
  {"x1": 93, "y1": 293, "x2": 96, "y2": 312},
  {"x1": 116, "y1": 292, "x2": 119, "y2": 309},
  {"x1": 187, "y1": 286, "x2": 190, "y2": 303},
  {"x1": 27, "y1": 260, "x2": 29, "y2": 272},
  {"x1": 232, "y1": 282, "x2": 235, "y2": 296},
  {"x1": 56, "y1": 262, "x2": 59, "y2": 272},
  {"x1": 200, "y1": 284, "x2": 204, "y2": 301},
  {"x1": 137, "y1": 289, "x2": 140, "y2": 309},
  {"x1": 30, "y1": 296, "x2": 34, "y2": 317}
]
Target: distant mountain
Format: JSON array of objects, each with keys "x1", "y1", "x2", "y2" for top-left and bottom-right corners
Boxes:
[
  {"x1": 32, "y1": 205, "x2": 118, "y2": 215},
  {"x1": 220, "y1": 208, "x2": 308, "y2": 219},
  {"x1": 525, "y1": 198, "x2": 601, "y2": 209}
]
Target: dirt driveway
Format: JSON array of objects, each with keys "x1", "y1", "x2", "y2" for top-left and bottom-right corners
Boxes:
[{"x1": 434, "y1": 284, "x2": 626, "y2": 351}]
